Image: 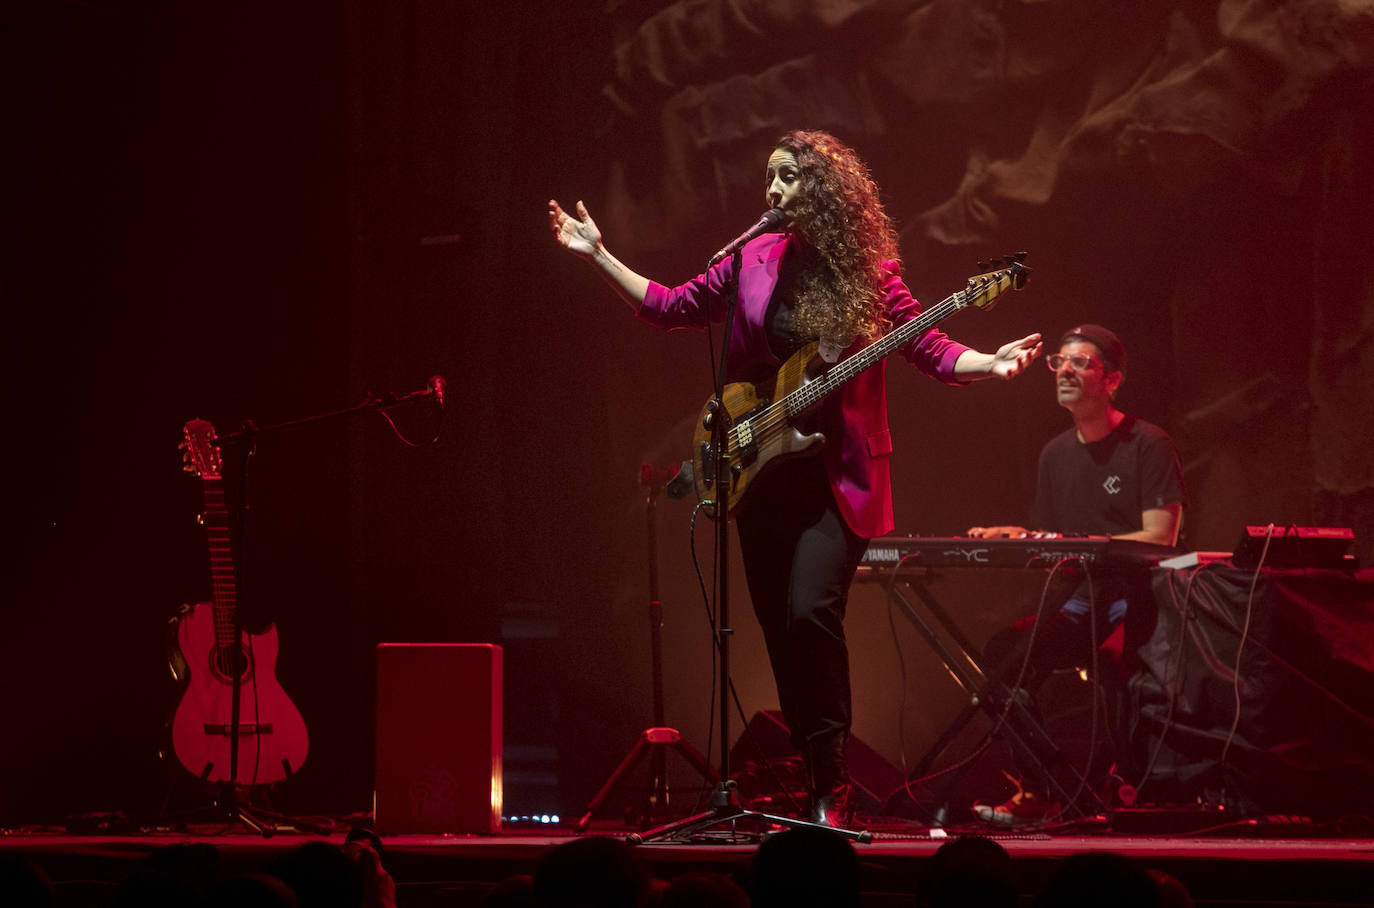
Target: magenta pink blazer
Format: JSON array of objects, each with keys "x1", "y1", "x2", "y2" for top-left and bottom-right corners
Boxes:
[{"x1": 637, "y1": 232, "x2": 970, "y2": 538}]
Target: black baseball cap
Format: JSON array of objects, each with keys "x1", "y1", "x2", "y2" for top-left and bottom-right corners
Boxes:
[{"x1": 1060, "y1": 324, "x2": 1125, "y2": 373}]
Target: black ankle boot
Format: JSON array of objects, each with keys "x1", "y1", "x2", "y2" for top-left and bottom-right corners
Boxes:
[
  {"x1": 810, "y1": 781, "x2": 855, "y2": 828},
  {"x1": 807, "y1": 731, "x2": 856, "y2": 828}
]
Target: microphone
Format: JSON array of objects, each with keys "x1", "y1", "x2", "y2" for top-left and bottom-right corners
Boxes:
[
  {"x1": 707, "y1": 207, "x2": 785, "y2": 266},
  {"x1": 428, "y1": 375, "x2": 446, "y2": 408}
]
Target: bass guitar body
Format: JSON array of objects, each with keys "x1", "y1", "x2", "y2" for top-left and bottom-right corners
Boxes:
[
  {"x1": 692, "y1": 340, "x2": 829, "y2": 516},
  {"x1": 169, "y1": 601, "x2": 309, "y2": 785}
]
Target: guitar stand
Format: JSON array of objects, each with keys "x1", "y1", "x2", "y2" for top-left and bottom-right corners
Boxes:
[
  {"x1": 879, "y1": 569, "x2": 1106, "y2": 823},
  {"x1": 155, "y1": 775, "x2": 333, "y2": 837}
]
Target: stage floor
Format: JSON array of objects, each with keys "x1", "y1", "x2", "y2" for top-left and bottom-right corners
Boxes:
[{"x1": 4, "y1": 820, "x2": 1374, "y2": 908}]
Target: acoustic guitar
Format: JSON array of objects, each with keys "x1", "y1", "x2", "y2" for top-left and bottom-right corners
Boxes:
[
  {"x1": 692, "y1": 258, "x2": 1030, "y2": 515},
  {"x1": 169, "y1": 418, "x2": 308, "y2": 784}
]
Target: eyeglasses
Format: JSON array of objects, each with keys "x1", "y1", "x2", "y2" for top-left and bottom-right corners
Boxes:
[{"x1": 1046, "y1": 353, "x2": 1101, "y2": 371}]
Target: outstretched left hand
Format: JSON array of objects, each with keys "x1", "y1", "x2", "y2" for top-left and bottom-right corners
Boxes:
[{"x1": 988, "y1": 332, "x2": 1043, "y2": 379}]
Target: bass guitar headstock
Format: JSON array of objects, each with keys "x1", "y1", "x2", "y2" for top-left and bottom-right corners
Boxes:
[{"x1": 964, "y1": 253, "x2": 1031, "y2": 311}]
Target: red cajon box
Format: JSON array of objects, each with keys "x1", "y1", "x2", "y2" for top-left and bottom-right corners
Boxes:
[{"x1": 374, "y1": 643, "x2": 502, "y2": 834}]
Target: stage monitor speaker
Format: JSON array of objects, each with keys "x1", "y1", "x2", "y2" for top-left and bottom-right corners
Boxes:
[
  {"x1": 1231, "y1": 525, "x2": 1355, "y2": 569},
  {"x1": 728, "y1": 710, "x2": 904, "y2": 815},
  {"x1": 374, "y1": 643, "x2": 502, "y2": 834}
]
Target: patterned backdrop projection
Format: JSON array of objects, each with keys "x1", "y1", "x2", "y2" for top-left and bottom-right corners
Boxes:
[
  {"x1": 571, "y1": 0, "x2": 1374, "y2": 815},
  {"x1": 4, "y1": 0, "x2": 1373, "y2": 824}
]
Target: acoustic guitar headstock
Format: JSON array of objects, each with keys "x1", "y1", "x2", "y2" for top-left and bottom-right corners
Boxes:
[{"x1": 180, "y1": 418, "x2": 222, "y2": 480}]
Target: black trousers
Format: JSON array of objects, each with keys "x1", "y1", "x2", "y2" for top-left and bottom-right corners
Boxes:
[{"x1": 735, "y1": 457, "x2": 869, "y2": 760}]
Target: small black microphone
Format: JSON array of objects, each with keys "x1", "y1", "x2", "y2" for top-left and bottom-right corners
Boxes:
[
  {"x1": 707, "y1": 208, "x2": 785, "y2": 267},
  {"x1": 429, "y1": 375, "x2": 446, "y2": 407}
]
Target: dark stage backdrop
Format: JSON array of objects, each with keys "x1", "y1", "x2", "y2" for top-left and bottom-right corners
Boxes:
[{"x1": 5, "y1": 0, "x2": 1372, "y2": 825}]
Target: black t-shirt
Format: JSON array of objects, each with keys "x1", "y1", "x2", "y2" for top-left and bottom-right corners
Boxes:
[{"x1": 1031, "y1": 414, "x2": 1185, "y2": 536}]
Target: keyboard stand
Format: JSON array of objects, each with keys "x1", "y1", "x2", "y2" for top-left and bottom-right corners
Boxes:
[{"x1": 878, "y1": 570, "x2": 1106, "y2": 823}]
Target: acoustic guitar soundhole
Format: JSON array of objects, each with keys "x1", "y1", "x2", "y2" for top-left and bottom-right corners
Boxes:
[{"x1": 211, "y1": 645, "x2": 253, "y2": 684}]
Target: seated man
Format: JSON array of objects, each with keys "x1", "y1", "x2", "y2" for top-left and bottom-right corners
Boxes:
[{"x1": 965, "y1": 324, "x2": 1186, "y2": 827}]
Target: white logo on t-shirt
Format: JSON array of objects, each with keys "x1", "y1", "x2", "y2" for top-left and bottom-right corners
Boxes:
[{"x1": 1103, "y1": 475, "x2": 1122, "y2": 495}]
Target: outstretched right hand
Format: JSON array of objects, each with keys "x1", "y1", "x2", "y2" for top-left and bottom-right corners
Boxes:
[
  {"x1": 547, "y1": 197, "x2": 652, "y2": 309},
  {"x1": 548, "y1": 199, "x2": 601, "y2": 260}
]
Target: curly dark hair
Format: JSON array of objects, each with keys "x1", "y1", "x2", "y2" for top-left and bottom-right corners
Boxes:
[{"x1": 773, "y1": 130, "x2": 900, "y2": 345}]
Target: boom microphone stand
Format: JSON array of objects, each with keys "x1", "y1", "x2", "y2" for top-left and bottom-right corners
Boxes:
[
  {"x1": 169, "y1": 378, "x2": 444, "y2": 836},
  {"x1": 630, "y1": 249, "x2": 869, "y2": 844}
]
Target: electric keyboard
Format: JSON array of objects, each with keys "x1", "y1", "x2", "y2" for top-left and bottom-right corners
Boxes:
[{"x1": 857, "y1": 535, "x2": 1180, "y2": 572}]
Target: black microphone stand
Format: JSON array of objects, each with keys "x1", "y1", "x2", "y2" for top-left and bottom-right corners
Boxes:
[
  {"x1": 574, "y1": 464, "x2": 717, "y2": 831},
  {"x1": 216, "y1": 421, "x2": 313, "y2": 835},
  {"x1": 629, "y1": 249, "x2": 868, "y2": 844}
]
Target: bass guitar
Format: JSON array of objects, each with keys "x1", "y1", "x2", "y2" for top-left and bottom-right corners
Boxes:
[
  {"x1": 169, "y1": 418, "x2": 308, "y2": 784},
  {"x1": 692, "y1": 257, "x2": 1030, "y2": 515}
]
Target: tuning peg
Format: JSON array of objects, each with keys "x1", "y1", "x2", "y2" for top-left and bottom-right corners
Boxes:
[
  {"x1": 1015, "y1": 251, "x2": 1028, "y2": 263},
  {"x1": 1003, "y1": 255, "x2": 1017, "y2": 266}
]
